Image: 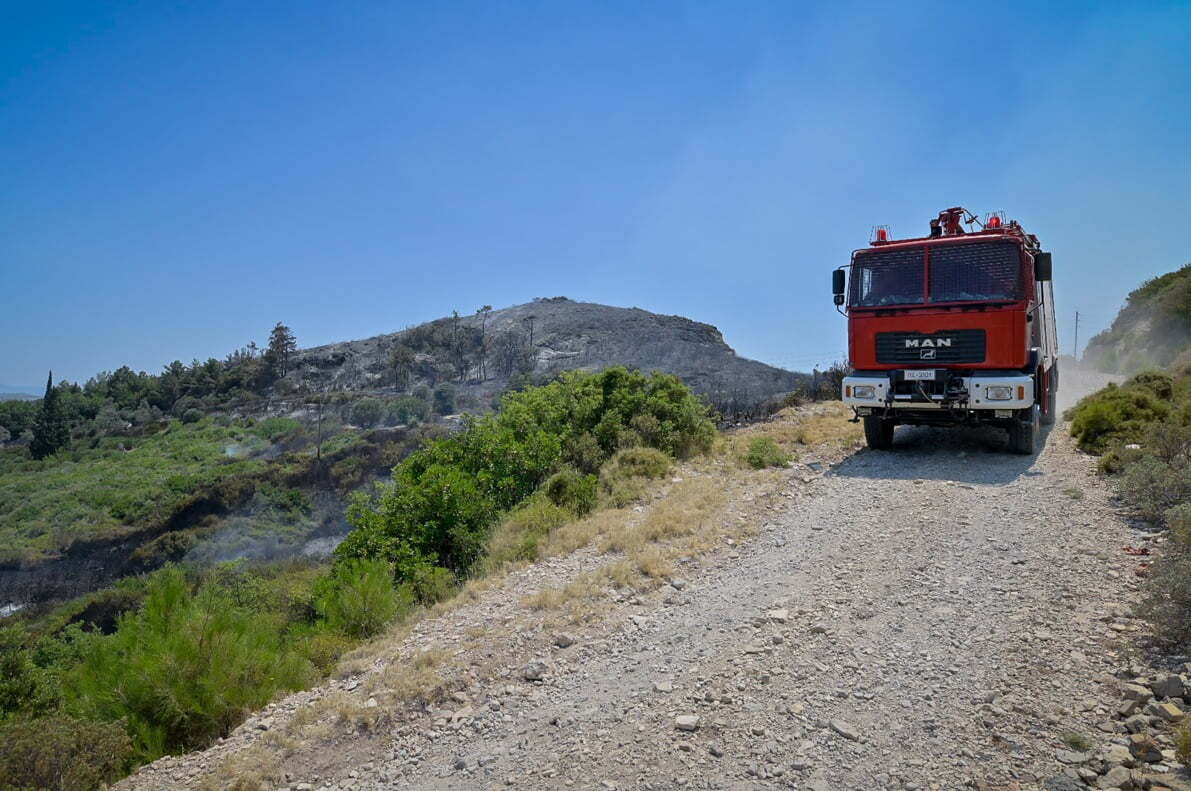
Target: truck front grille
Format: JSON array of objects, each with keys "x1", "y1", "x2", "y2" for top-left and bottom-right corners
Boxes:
[{"x1": 876, "y1": 329, "x2": 987, "y2": 364}]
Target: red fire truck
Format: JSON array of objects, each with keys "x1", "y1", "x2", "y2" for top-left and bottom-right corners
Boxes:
[{"x1": 833, "y1": 207, "x2": 1058, "y2": 454}]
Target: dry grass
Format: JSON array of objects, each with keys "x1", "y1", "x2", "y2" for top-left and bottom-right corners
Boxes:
[
  {"x1": 725, "y1": 402, "x2": 861, "y2": 459},
  {"x1": 542, "y1": 508, "x2": 625, "y2": 557},
  {"x1": 600, "y1": 475, "x2": 728, "y2": 555},
  {"x1": 198, "y1": 745, "x2": 281, "y2": 791},
  {"x1": 523, "y1": 574, "x2": 602, "y2": 610}
]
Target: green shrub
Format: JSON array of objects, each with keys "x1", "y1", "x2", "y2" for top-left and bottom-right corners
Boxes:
[
  {"x1": 314, "y1": 559, "x2": 405, "y2": 639},
  {"x1": 250, "y1": 416, "x2": 300, "y2": 441},
  {"x1": 181, "y1": 408, "x2": 204, "y2": 424},
  {"x1": 1168, "y1": 503, "x2": 1191, "y2": 548},
  {"x1": 1120, "y1": 455, "x2": 1191, "y2": 522},
  {"x1": 350, "y1": 398, "x2": 384, "y2": 428},
  {"x1": 129, "y1": 529, "x2": 201, "y2": 570},
  {"x1": 68, "y1": 568, "x2": 314, "y2": 762},
  {"x1": 601, "y1": 446, "x2": 672, "y2": 480},
  {"x1": 544, "y1": 468, "x2": 598, "y2": 516},
  {"x1": 291, "y1": 624, "x2": 355, "y2": 675},
  {"x1": 744, "y1": 437, "x2": 791, "y2": 469},
  {"x1": 598, "y1": 447, "x2": 673, "y2": 507},
  {"x1": 337, "y1": 369, "x2": 711, "y2": 582},
  {"x1": 432, "y1": 383, "x2": 457, "y2": 415},
  {"x1": 1067, "y1": 376, "x2": 1174, "y2": 453},
  {"x1": 0, "y1": 715, "x2": 131, "y2": 791},
  {"x1": 563, "y1": 431, "x2": 604, "y2": 474},
  {"x1": 384, "y1": 396, "x2": 429, "y2": 427},
  {"x1": 0, "y1": 627, "x2": 60, "y2": 719},
  {"x1": 1177, "y1": 720, "x2": 1191, "y2": 767},
  {"x1": 405, "y1": 563, "x2": 456, "y2": 605}
]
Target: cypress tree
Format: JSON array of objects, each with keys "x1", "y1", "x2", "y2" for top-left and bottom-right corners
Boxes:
[{"x1": 30, "y1": 371, "x2": 70, "y2": 460}]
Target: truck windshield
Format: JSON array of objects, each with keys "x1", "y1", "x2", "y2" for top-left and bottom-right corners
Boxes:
[{"x1": 850, "y1": 241, "x2": 1023, "y2": 307}]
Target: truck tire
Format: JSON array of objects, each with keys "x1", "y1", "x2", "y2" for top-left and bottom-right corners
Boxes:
[
  {"x1": 863, "y1": 416, "x2": 895, "y2": 450},
  {"x1": 1007, "y1": 405, "x2": 1039, "y2": 455}
]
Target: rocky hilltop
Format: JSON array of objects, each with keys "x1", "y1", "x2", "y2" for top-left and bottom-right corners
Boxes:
[
  {"x1": 288, "y1": 298, "x2": 805, "y2": 405},
  {"x1": 1084, "y1": 263, "x2": 1191, "y2": 373}
]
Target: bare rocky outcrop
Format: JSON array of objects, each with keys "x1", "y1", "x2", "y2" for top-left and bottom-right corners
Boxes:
[{"x1": 287, "y1": 298, "x2": 806, "y2": 404}]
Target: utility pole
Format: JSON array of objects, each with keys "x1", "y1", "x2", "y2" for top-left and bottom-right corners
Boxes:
[{"x1": 1073, "y1": 311, "x2": 1080, "y2": 362}]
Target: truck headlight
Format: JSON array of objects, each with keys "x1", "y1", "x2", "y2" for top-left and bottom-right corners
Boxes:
[
  {"x1": 986, "y1": 385, "x2": 1013, "y2": 401},
  {"x1": 852, "y1": 385, "x2": 876, "y2": 399}
]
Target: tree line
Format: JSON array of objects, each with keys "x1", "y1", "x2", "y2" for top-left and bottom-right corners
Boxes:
[{"x1": 1, "y1": 323, "x2": 298, "y2": 458}]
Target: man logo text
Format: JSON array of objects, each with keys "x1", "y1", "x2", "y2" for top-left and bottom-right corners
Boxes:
[{"x1": 904, "y1": 338, "x2": 952, "y2": 348}]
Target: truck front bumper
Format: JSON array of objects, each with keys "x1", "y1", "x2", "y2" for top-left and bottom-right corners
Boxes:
[{"x1": 842, "y1": 372, "x2": 1034, "y2": 412}]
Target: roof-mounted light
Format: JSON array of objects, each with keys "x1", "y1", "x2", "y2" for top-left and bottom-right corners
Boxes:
[
  {"x1": 871, "y1": 225, "x2": 891, "y2": 244},
  {"x1": 985, "y1": 211, "x2": 1006, "y2": 229}
]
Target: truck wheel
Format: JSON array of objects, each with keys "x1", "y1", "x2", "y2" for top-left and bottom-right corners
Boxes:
[
  {"x1": 1008, "y1": 405, "x2": 1039, "y2": 455},
  {"x1": 863, "y1": 416, "x2": 895, "y2": 450}
]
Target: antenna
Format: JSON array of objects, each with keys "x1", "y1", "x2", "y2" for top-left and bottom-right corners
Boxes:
[{"x1": 1073, "y1": 311, "x2": 1080, "y2": 361}]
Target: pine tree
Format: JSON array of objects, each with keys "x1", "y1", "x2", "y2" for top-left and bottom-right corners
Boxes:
[
  {"x1": 266, "y1": 322, "x2": 298, "y2": 377},
  {"x1": 30, "y1": 372, "x2": 70, "y2": 460}
]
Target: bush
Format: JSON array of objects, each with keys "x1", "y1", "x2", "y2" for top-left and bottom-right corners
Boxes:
[
  {"x1": 0, "y1": 715, "x2": 131, "y2": 791},
  {"x1": 1066, "y1": 372, "x2": 1180, "y2": 454},
  {"x1": 1177, "y1": 720, "x2": 1191, "y2": 767},
  {"x1": 350, "y1": 398, "x2": 384, "y2": 428},
  {"x1": 599, "y1": 447, "x2": 673, "y2": 507},
  {"x1": 543, "y1": 468, "x2": 598, "y2": 516},
  {"x1": 1120, "y1": 455, "x2": 1191, "y2": 522},
  {"x1": 432, "y1": 383, "x2": 457, "y2": 415},
  {"x1": 250, "y1": 416, "x2": 300, "y2": 441},
  {"x1": 181, "y1": 408, "x2": 204, "y2": 424},
  {"x1": 384, "y1": 396, "x2": 430, "y2": 427},
  {"x1": 405, "y1": 563, "x2": 456, "y2": 605},
  {"x1": 314, "y1": 558, "x2": 405, "y2": 638},
  {"x1": 744, "y1": 437, "x2": 791, "y2": 469},
  {"x1": 337, "y1": 369, "x2": 711, "y2": 582},
  {"x1": 68, "y1": 568, "x2": 314, "y2": 762},
  {"x1": 601, "y1": 446, "x2": 672, "y2": 480},
  {"x1": 0, "y1": 627, "x2": 61, "y2": 719}
]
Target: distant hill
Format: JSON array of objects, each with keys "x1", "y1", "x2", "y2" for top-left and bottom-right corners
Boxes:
[
  {"x1": 1084, "y1": 263, "x2": 1191, "y2": 373},
  {"x1": 0, "y1": 388, "x2": 38, "y2": 402},
  {"x1": 288, "y1": 298, "x2": 806, "y2": 406}
]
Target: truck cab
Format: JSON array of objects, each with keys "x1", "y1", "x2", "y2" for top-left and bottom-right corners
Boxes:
[{"x1": 833, "y1": 207, "x2": 1058, "y2": 454}]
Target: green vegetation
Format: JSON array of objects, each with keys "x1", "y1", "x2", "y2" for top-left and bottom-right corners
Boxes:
[
  {"x1": 0, "y1": 322, "x2": 303, "y2": 446},
  {"x1": 0, "y1": 419, "x2": 272, "y2": 563},
  {"x1": 68, "y1": 567, "x2": 315, "y2": 762},
  {"x1": 0, "y1": 368, "x2": 718, "y2": 789},
  {"x1": 432, "y1": 382, "x2": 457, "y2": 414},
  {"x1": 1071, "y1": 265, "x2": 1191, "y2": 647},
  {"x1": 1085, "y1": 263, "x2": 1191, "y2": 373},
  {"x1": 29, "y1": 373, "x2": 70, "y2": 460},
  {"x1": 313, "y1": 558, "x2": 405, "y2": 638},
  {"x1": 0, "y1": 715, "x2": 131, "y2": 791},
  {"x1": 0, "y1": 559, "x2": 392, "y2": 787},
  {"x1": 744, "y1": 436, "x2": 791, "y2": 469},
  {"x1": 336, "y1": 367, "x2": 714, "y2": 584},
  {"x1": 1067, "y1": 370, "x2": 1188, "y2": 454}
]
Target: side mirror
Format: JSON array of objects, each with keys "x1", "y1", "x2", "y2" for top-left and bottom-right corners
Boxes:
[
  {"x1": 832, "y1": 269, "x2": 846, "y2": 298},
  {"x1": 1034, "y1": 252, "x2": 1052, "y2": 282}
]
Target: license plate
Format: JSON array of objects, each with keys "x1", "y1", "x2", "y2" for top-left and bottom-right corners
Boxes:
[{"x1": 904, "y1": 370, "x2": 936, "y2": 380}]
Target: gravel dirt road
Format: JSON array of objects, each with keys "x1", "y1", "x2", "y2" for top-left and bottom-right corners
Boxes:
[{"x1": 126, "y1": 370, "x2": 1149, "y2": 791}]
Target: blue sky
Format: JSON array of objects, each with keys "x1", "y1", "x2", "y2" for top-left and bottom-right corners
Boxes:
[{"x1": 2, "y1": 1, "x2": 1189, "y2": 388}]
